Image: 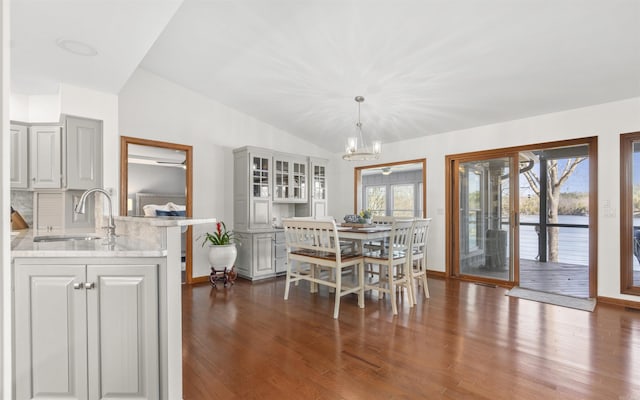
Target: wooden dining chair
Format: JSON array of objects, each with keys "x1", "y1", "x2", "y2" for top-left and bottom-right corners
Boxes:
[
  {"x1": 283, "y1": 218, "x2": 365, "y2": 319},
  {"x1": 363, "y1": 219, "x2": 414, "y2": 315},
  {"x1": 364, "y1": 214, "x2": 396, "y2": 254},
  {"x1": 408, "y1": 218, "x2": 432, "y2": 304}
]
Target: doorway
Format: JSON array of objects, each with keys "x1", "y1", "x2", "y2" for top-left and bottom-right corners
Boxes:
[
  {"x1": 446, "y1": 138, "x2": 597, "y2": 298},
  {"x1": 119, "y1": 136, "x2": 195, "y2": 283},
  {"x1": 353, "y1": 159, "x2": 426, "y2": 217}
]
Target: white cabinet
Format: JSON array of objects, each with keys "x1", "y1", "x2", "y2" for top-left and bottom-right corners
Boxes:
[
  {"x1": 295, "y1": 157, "x2": 328, "y2": 218},
  {"x1": 10, "y1": 124, "x2": 29, "y2": 188},
  {"x1": 233, "y1": 147, "x2": 273, "y2": 231},
  {"x1": 29, "y1": 125, "x2": 62, "y2": 189},
  {"x1": 274, "y1": 230, "x2": 286, "y2": 274},
  {"x1": 64, "y1": 116, "x2": 103, "y2": 190},
  {"x1": 253, "y1": 232, "x2": 275, "y2": 277},
  {"x1": 310, "y1": 158, "x2": 328, "y2": 218},
  {"x1": 14, "y1": 260, "x2": 160, "y2": 400},
  {"x1": 13, "y1": 116, "x2": 102, "y2": 191},
  {"x1": 235, "y1": 231, "x2": 276, "y2": 280},
  {"x1": 273, "y1": 154, "x2": 307, "y2": 203}
]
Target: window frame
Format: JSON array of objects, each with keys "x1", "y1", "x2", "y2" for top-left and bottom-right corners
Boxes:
[{"x1": 354, "y1": 159, "x2": 427, "y2": 218}]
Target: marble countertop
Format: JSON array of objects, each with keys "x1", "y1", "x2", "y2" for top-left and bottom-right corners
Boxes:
[
  {"x1": 11, "y1": 230, "x2": 167, "y2": 258},
  {"x1": 114, "y1": 216, "x2": 217, "y2": 227},
  {"x1": 11, "y1": 216, "x2": 217, "y2": 258}
]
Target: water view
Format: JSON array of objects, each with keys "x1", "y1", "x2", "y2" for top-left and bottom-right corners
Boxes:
[{"x1": 519, "y1": 214, "x2": 589, "y2": 265}]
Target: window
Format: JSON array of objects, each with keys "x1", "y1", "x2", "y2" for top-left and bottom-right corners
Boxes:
[
  {"x1": 392, "y1": 184, "x2": 414, "y2": 217},
  {"x1": 355, "y1": 159, "x2": 426, "y2": 218},
  {"x1": 366, "y1": 186, "x2": 386, "y2": 215}
]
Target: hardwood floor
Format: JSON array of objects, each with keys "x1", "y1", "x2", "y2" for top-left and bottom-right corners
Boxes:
[{"x1": 182, "y1": 277, "x2": 640, "y2": 399}]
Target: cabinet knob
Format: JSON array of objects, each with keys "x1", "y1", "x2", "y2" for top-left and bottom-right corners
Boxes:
[
  {"x1": 73, "y1": 282, "x2": 83, "y2": 290},
  {"x1": 84, "y1": 282, "x2": 95, "y2": 290}
]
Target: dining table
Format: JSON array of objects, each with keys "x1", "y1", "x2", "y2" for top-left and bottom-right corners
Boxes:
[
  {"x1": 336, "y1": 224, "x2": 392, "y2": 255},
  {"x1": 336, "y1": 224, "x2": 391, "y2": 240}
]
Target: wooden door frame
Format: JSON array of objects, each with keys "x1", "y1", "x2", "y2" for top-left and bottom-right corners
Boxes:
[
  {"x1": 353, "y1": 158, "x2": 427, "y2": 217},
  {"x1": 446, "y1": 137, "x2": 598, "y2": 296},
  {"x1": 119, "y1": 136, "x2": 199, "y2": 284},
  {"x1": 446, "y1": 151, "x2": 520, "y2": 287},
  {"x1": 620, "y1": 131, "x2": 640, "y2": 295}
]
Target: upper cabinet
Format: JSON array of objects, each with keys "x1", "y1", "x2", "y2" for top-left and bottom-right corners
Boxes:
[
  {"x1": 235, "y1": 146, "x2": 328, "y2": 231},
  {"x1": 310, "y1": 157, "x2": 328, "y2": 218},
  {"x1": 10, "y1": 124, "x2": 29, "y2": 189},
  {"x1": 273, "y1": 153, "x2": 307, "y2": 203},
  {"x1": 29, "y1": 125, "x2": 62, "y2": 189},
  {"x1": 234, "y1": 147, "x2": 273, "y2": 231},
  {"x1": 11, "y1": 116, "x2": 103, "y2": 191},
  {"x1": 294, "y1": 157, "x2": 328, "y2": 219},
  {"x1": 64, "y1": 116, "x2": 103, "y2": 190}
]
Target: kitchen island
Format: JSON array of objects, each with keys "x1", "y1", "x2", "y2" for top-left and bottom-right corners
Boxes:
[{"x1": 11, "y1": 216, "x2": 215, "y2": 400}]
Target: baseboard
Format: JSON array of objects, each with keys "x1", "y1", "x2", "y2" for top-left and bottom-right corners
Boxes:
[
  {"x1": 597, "y1": 296, "x2": 640, "y2": 310},
  {"x1": 190, "y1": 276, "x2": 210, "y2": 284},
  {"x1": 426, "y1": 270, "x2": 446, "y2": 279}
]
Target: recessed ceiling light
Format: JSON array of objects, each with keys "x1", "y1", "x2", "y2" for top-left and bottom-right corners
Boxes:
[{"x1": 56, "y1": 39, "x2": 98, "y2": 57}]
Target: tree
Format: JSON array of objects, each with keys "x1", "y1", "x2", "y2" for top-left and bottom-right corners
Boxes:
[{"x1": 522, "y1": 157, "x2": 586, "y2": 262}]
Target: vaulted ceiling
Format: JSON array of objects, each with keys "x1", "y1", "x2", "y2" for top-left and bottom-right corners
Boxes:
[{"x1": 11, "y1": 0, "x2": 640, "y2": 153}]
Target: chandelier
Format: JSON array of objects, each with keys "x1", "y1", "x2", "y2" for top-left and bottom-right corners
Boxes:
[{"x1": 343, "y1": 96, "x2": 381, "y2": 161}]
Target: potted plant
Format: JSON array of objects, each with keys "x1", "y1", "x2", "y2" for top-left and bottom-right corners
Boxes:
[
  {"x1": 201, "y1": 221, "x2": 237, "y2": 270},
  {"x1": 358, "y1": 209, "x2": 372, "y2": 224}
]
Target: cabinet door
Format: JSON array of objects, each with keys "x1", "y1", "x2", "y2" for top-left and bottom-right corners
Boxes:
[
  {"x1": 250, "y1": 154, "x2": 272, "y2": 229},
  {"x1": 234, "y1": 233, "x2": 252, "y2": 277},
  {"x1": 15, "y1": 264, "x2": 87, "y2": 400},
  {"x1": 29, "y1": 125, "x2": 62, "y2": 188},
  {"x1": 253, "y1": 233, "x2": 275, "y2": 277},
  {"x1": 66, "y1": 116, "x2": 103, "y2": 189},
  {"x1": 291, "y1": 161, "x2": 307, "y2": 201},
  {"x1": 313, "y1": 201, "x2": 327, "y2": 218},
  {"x1": 313, "y1": 163, "x2": 327, "y2": 201},
  {"x1": 86, "y1": 264, "x2": 159, "y2": 400},
  {"x1": 10, "y1": 124, "x2": 29, "y2": 188}
]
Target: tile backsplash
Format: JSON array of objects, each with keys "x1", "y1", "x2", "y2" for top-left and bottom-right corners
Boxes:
[{"x1": 11, "y1": 191, "x2": 33, "y2": 228}]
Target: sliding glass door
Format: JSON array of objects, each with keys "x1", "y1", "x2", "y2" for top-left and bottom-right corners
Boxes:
[
  {"x1": 621, "y1": 132, "x2": 640, "y2": 295},
  {"x1": 447, "y1": 138, "x2": 597, "y2": 295},
  {"x1": 518, "y1": 145, "x2": 591, "y2": 298},
  {"x1": 454, "y1": 155, "x2": 516, "y2": 283}
]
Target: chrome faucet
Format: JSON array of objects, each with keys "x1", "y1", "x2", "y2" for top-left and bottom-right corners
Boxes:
[{"x1": 74, "y1": 188, "x2": 116, "y2": 240}]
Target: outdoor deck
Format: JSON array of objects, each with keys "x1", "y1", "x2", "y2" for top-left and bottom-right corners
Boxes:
[
  {"x1": 519, "y1": 259, "x2": 589, "y2": 298},
  {"x1": 461, "y1": 259, "x2": 590, "y2": 298}
]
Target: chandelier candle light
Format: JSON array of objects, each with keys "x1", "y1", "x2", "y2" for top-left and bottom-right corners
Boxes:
[{"x1": 343, "y1": 96, "x2": 382, "y2": 161}]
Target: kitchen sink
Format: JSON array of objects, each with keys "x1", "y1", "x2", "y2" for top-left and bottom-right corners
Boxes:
[{"x1": 33, "y1": 234, "x2": 103, "y2": 243}]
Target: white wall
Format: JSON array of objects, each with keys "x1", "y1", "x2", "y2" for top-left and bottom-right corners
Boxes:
[
  {"x1": 128, "y1": 164, "x2": 186, "y2": 198},
  {"x1": 59, "y1": 84, "x2": 119, "y2": 197},
  {"x1": 329, "y1": 96, "x2": 640, "y2": 301},
  {"x1": 1, "y1": 0, "x2": 8, "y2": 395},
  {"x1": 10, "y1": 93, "x2": 60, "y2": 122},
  {"x1": 118, "y1": 68, "x2": 332, "y2": 277}
]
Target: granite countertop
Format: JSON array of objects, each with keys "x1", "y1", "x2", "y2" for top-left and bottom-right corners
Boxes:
[{"x1": 11, "y1": 230, "x2": 167, "y2": 258}]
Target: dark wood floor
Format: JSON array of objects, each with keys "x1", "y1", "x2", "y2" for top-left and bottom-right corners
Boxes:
[{"x1": 182, "y1": 277, "x2": 640, "y2": 399}]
